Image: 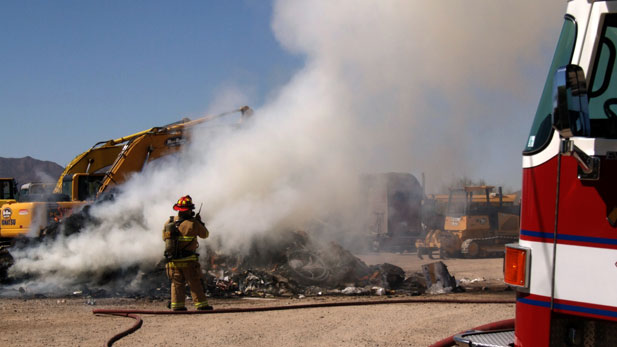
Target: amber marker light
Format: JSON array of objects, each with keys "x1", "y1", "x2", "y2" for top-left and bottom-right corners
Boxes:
[{"x1": 504, "y1": 243, "x2": 530, "y2": 288}]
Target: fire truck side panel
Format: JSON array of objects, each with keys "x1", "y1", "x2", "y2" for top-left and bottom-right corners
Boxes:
[
  {"x1": 516, "y1": 2, "x2": 617, "y2": 345},
  {"x1": 523, "y1": 155, "x2": 617, "y2": 241},
  {"x1": 520, "y1": 147, "x2": 617, "y2": 343},
  {"x1": 514, "y1": 294, "x2": 551, "y2": 347}
]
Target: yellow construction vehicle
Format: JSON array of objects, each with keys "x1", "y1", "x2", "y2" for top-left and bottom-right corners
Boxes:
[
  {"x1": 415, "y1": 186, "x2": 519, "y2": 259},
  {"x1": 0, "y1": 106, "x2": 252, "y2": 240},
  {"x1": 0, "y1": 181, "x2": 70, "y2": 239},
  {"x1": 0, "y1": 145, "x2": 124, "y2": 239}
]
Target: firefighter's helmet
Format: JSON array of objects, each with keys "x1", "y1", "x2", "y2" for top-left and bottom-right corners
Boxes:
[{"x1": 173, "y1": 195, "x2": 195, "y2": 212}]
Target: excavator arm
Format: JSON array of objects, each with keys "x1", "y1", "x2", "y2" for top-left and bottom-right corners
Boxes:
[
  {"x1": 97, "y1": 129, "x2": 186, "y2": 194},
  {"x1": 52, "y1": 115, "x2": 206, "y2": 196},
  {"x1": 97, "y1": 105, "x2": 253, "y2": 196}
]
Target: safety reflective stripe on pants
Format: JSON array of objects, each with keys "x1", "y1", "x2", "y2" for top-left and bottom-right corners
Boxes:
[
  {"x1": 171, "y1": 302, "x2": 185, "y2": 308},
  {"x1": 168, "y1": 255, "x2": 198, "y2": 264},
  {"x1": 167, "y1": 261, "x2": 189, "y2": 268},
  {"x1": 177, "y1": 236, "x2": 195, "y2": 241},
  {"x1": 195, "y1": 301, "x2": 210, "y2": 308}
]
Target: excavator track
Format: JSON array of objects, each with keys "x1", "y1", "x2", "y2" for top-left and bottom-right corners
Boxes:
[{"x1": 460, "y1": 236, "x2": 518, "y2": 258}]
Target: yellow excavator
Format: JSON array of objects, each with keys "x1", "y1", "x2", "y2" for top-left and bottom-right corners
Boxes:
[
  {"x1": 415, "y1": 186, "x2": 519, "y2": 259},
  {"x1": 0, "y1": 106, "x2": 252, "y2": 240}
]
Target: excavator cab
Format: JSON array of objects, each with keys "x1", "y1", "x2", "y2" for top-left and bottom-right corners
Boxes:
[
  {"x1": 60, "y1": 173, "x2": 105, "y2": 202},
  {"x1": 0, "y1": 178, "x2": 18, "y2": 206}
]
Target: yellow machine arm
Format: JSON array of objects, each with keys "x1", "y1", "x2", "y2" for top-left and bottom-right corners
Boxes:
[
  {"x1": 54, "y1": 106, "x2": 252, "y2": 197},
  {"x1": 97, "y1": 106, "x2": 253, "y2": 195}
]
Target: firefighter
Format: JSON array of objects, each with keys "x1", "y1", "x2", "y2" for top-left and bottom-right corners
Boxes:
[{"x1": 163, "y1": 195, "x2": 213, "y2": 311}]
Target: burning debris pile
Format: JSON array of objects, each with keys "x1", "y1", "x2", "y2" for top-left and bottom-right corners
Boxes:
[
  {"x1": 200, "y1": 231, "x2": 426, "y2": 298},
  {"x1": 1, "y1": 230, "x2": 431, "y2": 300}
]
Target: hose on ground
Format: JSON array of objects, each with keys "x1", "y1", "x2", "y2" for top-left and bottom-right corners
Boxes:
[
  {"x1": 428, "y1": 318, "x2": 515, "y2": 347},
  {"x1": 103, "y1": 313, "x2": 143, "y2": 347},
  {"x1": 93, "y1": 297, "x2": 515, "y2": 346}
]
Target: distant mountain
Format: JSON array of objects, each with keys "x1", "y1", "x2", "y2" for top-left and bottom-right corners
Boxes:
[{"x1": 0, "y1": 156, "x2": 64, "y2": 186}]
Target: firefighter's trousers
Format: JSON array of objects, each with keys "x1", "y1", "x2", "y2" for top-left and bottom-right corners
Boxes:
[{"x1": 165, "y1": 259, "x2": 209, "y2": 309}]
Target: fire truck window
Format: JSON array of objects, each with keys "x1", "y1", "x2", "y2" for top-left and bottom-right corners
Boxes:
[
  {"x1": 524, "y1": 17, "x2": 576, "y2": 154},
  {"x1": 588, "y1": 15, "x2": 617, "y2": 138}
]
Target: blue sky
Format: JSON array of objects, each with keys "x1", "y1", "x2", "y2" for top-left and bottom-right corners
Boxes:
[{"x1": 1, "y1": 0, "x2": 302, "y2": 166}]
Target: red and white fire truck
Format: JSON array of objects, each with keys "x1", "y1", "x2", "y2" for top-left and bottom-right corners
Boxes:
[{"x1": 456, "y1": 1, "x2": 617, "y2": 346}]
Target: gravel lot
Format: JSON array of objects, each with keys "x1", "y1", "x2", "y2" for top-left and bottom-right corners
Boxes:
[{"x1": 0, "y1": 253, "x2": 515, "y2": 347}]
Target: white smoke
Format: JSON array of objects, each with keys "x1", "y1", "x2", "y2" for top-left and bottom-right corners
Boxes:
[
  {"x1": 6, "y1": 0, "x2": 565, "y2": 292},
  {"x1": 271, "y1": 0, "x2": 565, "y2": 189}
]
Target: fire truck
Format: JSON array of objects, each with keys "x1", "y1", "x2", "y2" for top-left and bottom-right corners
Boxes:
[{"x1": 455, "y1": 0, "x2": 617, "y2": 346}]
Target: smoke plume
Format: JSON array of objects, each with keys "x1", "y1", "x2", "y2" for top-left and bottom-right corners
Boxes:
[{"x1": 6, "y1": 0, "x2": 565, "y2": 293}]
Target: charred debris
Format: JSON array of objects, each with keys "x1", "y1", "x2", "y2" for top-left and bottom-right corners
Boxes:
[
  {"x1": 200, "y1": 230, "x2": 428, "y2": 299},
  {"x1": 0, "y1": 178, "x2": 461, "y2": 299},
  {"x1": 1, "y1": 227, "x2": 459, "y2": 300}
]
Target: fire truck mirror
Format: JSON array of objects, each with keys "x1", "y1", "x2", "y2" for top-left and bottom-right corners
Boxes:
[{"x1": 552, "y1": 64, "x2": 591, "y2": 139}]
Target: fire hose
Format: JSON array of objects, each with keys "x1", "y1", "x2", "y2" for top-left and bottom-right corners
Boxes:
[{"x1": 93, "y1": 297, "x2": 515, "y2": 346}]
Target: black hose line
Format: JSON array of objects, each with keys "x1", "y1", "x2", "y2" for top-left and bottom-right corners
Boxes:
[
  {"x1": 102, "y1": 313, "x2": 143, "y2": 347},
  {"x1": 93, "y1": 297, "x2": 515, "y2": 346}
]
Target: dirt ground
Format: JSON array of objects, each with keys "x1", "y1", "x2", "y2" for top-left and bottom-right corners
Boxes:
[{"x1": 0, "y1": 253, "x2": 515, "y2": 347}]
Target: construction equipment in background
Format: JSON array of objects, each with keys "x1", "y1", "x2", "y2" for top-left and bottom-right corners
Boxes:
[
  {"x1": 415, "y1": 186, "x2": 519, "y2": 259},
  {"x1": 364, "y1": 172, "x2": 424, "y2": 252},
  {"x1": 0, "y1": 106, "x2": 253, "y2": 241},
  {"x1": 1, "y1": 140, "x2": 141, "y2": 240}
]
